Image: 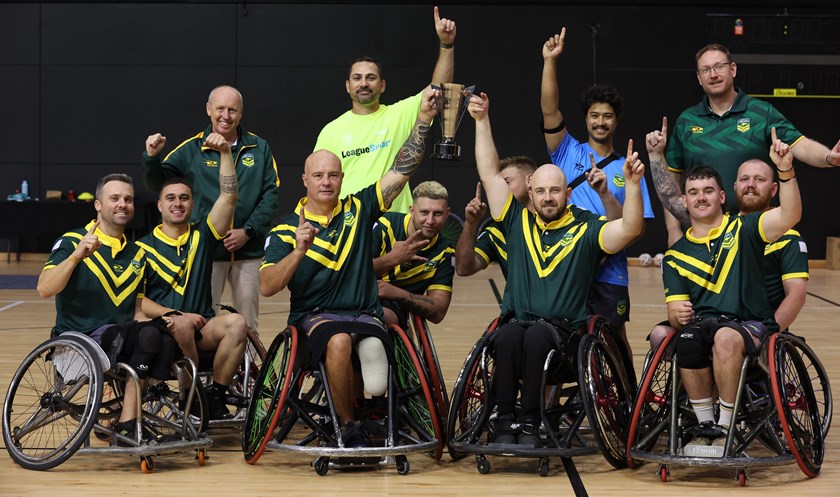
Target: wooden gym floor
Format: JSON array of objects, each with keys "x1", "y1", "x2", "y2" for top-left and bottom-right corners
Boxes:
[{"x1": 1, "y1": 259, "x2": 838, "y2": 496}]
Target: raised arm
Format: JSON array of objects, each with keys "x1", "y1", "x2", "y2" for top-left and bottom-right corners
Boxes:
[
  {"x1": 259, "y1": 210, "x2": 319, "y2": 297},
  {"x1": 601, "y1": 140, "x2": 646, "y2": 253},
  {"x1": 760, "y1": 128, "x2": 802, "y2": 242},
  {"x1": 380, "y1": 87, "x2": 439, "y2": 208},
  {"x1": 142, "y1": 133, "x2": 168, "y2": 190},
  {"x1": 203, "y1": 132, "x2": 237, "y2": 234},
  {"x1": 540, "y1": 29, "x2": 569, "y2": 153},
  {"x1": 468, "y1": 93, "x2": 509, "y2": 218},
  {"x1": 455, "y1": 182, "x2": 490, "y2": 276},
  {"x1": 585, "y1": 153, "x2": 622, "y2": 220},
  {"x1": 791, "y1": 136, "x2": 840, "y2": 169},
  {"x1": 646, "y1": 117, "x2": 690, "y2": 226},
  {"x1": 37, "y1": 221, "x2": 101, "y2": 298},
  {"x1": 430, "y1": 6, "x2": 456, "y2": 84}
]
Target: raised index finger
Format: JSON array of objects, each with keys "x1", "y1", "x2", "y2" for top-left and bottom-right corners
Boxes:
[
  {"x1": 661, "y1": 116, "x2": 668, "y2": 135},
  {"x1": 626, "y1": 138, "x2": 634, "y2": 159},
  {"x1": 87, "y1": 220, "x2": 100, "y2": 235},
  {"x1": 434, "y1": 5, "x2": 441, "y2": 23},
  {"x1": 299, "y1": 208, "x2": 307, "y2": 226},
  {"x1": 771, "y1": 126, "x2": 778, "y2": 143},
  {"x1": 589, "y1": 152, "x2": 597, "y2": 169},
  {"x1": 475, "y1": 182, "x2": 482, "y2": 199}
]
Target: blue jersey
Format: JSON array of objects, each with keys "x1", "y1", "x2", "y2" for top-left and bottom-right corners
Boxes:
[{"x1": 549, "y1": 132, "x2": 655, "y2": 286}]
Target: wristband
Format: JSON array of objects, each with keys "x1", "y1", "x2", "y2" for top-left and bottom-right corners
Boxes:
[
  {"x1": 778, "y1": 174, "x2": 795, "y2": 183},
  {"x1": 440, "y1": 41, "x2": 454, "y2": 49}
]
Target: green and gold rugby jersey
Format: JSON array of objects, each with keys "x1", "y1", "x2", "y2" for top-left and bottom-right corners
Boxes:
[
  {"x1": 764, "y1": 229, "x2": 809, "y2": 312},
  {"x1": 666, "y1": 89, "x2": 803, "y2": 212},
  {"x1": 44, "y1": 221, "x2": 146, "y2": 335},
  {"x1": 136, "y1": 215, "x2": 225, "y2": 319},
  {"x1": 373, "y1": 212, "x2": 455, "y2": 295},
  {"x1": 475, "y1": 219, "x2": 509, "y2": 278},
  {"x1": 496, "y1": 194, "x2": 608, "y2": 327},
  {"x1": 662, "y1": 212, "x2": 778, "y2": 331},
  {"x1": 262, "y1": 183, "x2": 387, "y2": 326}
]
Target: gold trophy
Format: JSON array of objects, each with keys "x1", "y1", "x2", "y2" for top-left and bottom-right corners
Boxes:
[{"x1": 430, "y1": 83, "x2": 475, "y2": 160}]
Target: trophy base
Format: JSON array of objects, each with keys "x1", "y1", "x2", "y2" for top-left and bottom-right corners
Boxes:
[{"x1": 430, "y1": 141, "x2": 462, "y2": 161}]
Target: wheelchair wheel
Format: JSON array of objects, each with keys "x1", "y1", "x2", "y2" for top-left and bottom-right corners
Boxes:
[
  {"x1": 3, "y1": 336, "x2": 104, "y2": 470},
  {"x1": 446, "y1": 334, "x2": 494, "y2": 461},
  {"x1": 231, "y1": 329, "x2": 267, "y2": 415},
  {"x1": 411, "y1": 314, "x2": 449, "y2": 430},
  {"x1": 392, "y1": 325, "x2": 444, "y2": 460},
  {"x1": 242, "y1": 328, "x2": 298, "y2": 464},
  {"x1": 587, "y1": 315, "x2": 636, "y2": 389},
  {"x1": 626, "y1": 331, "x2": 675, "y2": 467},
  {"x1": 578, "y1": 333, "x2": 631, "y2": 469},
  {"x1": 768, "y1": 333, "x2": 824, "y2": 478},
  {"x1": 782, "y1": 333, "x2": 832, "y2": 438},
  {"x1": 143, "y1": 368, "x2": 209, "y2": 438}
]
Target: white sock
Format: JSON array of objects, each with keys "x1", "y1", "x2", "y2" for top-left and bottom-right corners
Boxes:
[
  {"x1": 718, "y1": 399, "x2": 734, "y2": 430},
  {"x1": 357, "y1": 337, "x2": 388, "y2": 396},
  {"x1": 690, "y1": 397, "x2": 716, "y2": 424}
]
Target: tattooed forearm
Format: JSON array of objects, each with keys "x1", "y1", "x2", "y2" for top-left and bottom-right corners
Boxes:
[
  {"x1": 397, "y1": 292, "x2": 435, "y2": 317},
  {"x1": 390, "y1": 119, "x2": 431, "y2": 176},
  {"x1": 219, "y1": 174, "x2": 237, "y2": 194},
  {"x1": 649, "y1": 159, "x2": 690, "y2": 227}
]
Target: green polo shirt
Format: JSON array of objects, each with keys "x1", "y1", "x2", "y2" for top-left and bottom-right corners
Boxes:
[
  {"x1": 373, "y1": 212, "x2": 455, "y2": 295},
  {"x1": 262, "y1": 183, "x2": 387, "y2": 326},
  {"x1": 662, "y1": 212, "x2": 778, "y2": 332},
  {"x1": 667, "y1": 89, "x2": 803, "y2": 212},
  {"x1": 495, "y1": 194, "x2": 608, "y2": 326},
  {"x1": 137, "y1": 215, "x2": 225, "y2": 319},
  {"x1": 44, "y1": 221, "x2": 146, "y2": 335}
]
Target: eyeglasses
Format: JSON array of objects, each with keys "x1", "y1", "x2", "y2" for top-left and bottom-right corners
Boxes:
[{"x1": 697, "y1": 62, "x2": 732, "y2": 76}]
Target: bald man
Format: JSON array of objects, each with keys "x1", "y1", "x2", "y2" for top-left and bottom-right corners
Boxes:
[
  {"x1": 467, "y1": 92, "x2": 646, "y2": 447},
  {"x1": 259, "y1": 86, "x2": 439, "y2": 448},
  {"x1": 143, "y1": 85, "x2": 280, "y2": 334}
]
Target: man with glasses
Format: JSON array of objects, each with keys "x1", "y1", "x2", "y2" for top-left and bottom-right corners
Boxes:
[{"x1": 646, "y1": 43, "x2": 840, "y2": 245}]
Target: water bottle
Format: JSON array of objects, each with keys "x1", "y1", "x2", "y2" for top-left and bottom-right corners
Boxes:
[{"x1": 21, "y1": 180, "x2": 29, "y2": 197}]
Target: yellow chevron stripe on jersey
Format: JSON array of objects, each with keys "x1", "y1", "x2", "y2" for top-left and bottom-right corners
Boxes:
[
  {"x1": 82, "y1": 248, "x2": 145, "y2": 306},
  {"x1": 665, "y1": 226, "x2": 741, "y2": 293},
  {"x1": 522, "y1": 209, "x2": 587, "y2": 278},
  {"x1": 137, "y1": 230, "x2": 201, "y2": 296}
]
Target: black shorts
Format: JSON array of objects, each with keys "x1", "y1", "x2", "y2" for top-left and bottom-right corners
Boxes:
[
  {"x1": 682, "y1": 317, "x2": 770, "y2": 356},
  {"x1": 587, "y1": 281, "x2": 630, "y2": 329},
  {"x1": 297, "y1": 313, "x2": 390, "y2": 369}
]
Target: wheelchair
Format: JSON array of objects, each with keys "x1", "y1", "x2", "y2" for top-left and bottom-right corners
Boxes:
[
  {"x1": 241, "y1": 323, "x2": 443, "y2": 475},
  {"x1": 445, "y1": 314, "x2": 634, "y2": 480},
  {"x1": 3, "y1": 331, "x2": 213, "y2": 472},
  {"x1": 196, "y1": 305, "x2": 267, "y2": 429},
  {"x1": 626, "y1": 329, "x2": 831, "y2": 486}
]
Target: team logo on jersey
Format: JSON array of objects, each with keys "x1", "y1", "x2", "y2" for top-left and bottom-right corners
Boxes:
[
  {"x1": 326, "y1": 229, "x2": 338, "y2": 239},
  {"x1": 612, "y1": 174, "x2": 625, "y2": 187},
  {"x1": 131, "y1": 259, "x2": 143, "y2": 274},
  {"x1": 424, "y1": 260, "x2": 438, "y2": 272},
  {"x1": 736, "y1": 118, "x2": 750, "y2": 133},
  {"x1": 343, "y1": 212, "x2": 356, "y2": 226},
  {"x1": 690, "y1": 126, "x2": 704, "y2": 134},
  {"x1": 203, "y1": 159, "x2": 219, "y2": 167},
  {"x1": 112, "y1": 264, "x2": 124, "y2": 273},
  {"x1": 559, "y1": 233, "x2": 575, "y2": 247},
  {"x1": 722, "y1": 231, "x2": 735, "y2": 249},
  {"x1": 242, "y1": 154, "x2": 255, "y2": 167}
]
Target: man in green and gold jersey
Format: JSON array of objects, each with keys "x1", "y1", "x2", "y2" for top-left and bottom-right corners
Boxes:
[
  {"x1": 467, "y1": 93, "x2": 646, "y2": 447},
  {"x1": 37, "y1": 173, "x2": 177, "y2": 442},
  {"x1": 260, "y1": 87, "x2": 439, "y2": 447},
  {"x1": 662, "y1": 132, "x2": 801, "y2": 454},
  {"x1": 138, "y1": 132, "x2": 248, "y2": 420}
]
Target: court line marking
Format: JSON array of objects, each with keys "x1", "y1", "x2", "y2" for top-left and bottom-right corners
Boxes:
[{"x1": 0, "y1": 301, "x2": 24, "y2": 312}]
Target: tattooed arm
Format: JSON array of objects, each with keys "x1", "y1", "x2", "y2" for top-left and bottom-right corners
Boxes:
[
  {"x1": 378, "y1": 281, "x2": 453, "y2": 324},
  {"x1": 204, "y1": 132, "x2": 238, "y2": 235},
  {"x1": 646, "y1": 117, "x2": 690, "y2": 232},
  {"x1": 380, "y1": 86, "x2": 440, "y2": 209}
]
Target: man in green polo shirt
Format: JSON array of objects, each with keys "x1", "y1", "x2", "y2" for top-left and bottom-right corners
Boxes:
[
  {"x1": 260, "y1": 87, "x2": 438, "y2": 446},
  {"x1": 313, "y1": 6, "x2": 456, "y2": 213},
  {"x1": 645, "y1": 43, "x2": 840, "y2": 246},
  {"x1": 467, "y1": 93, "x2": 646, "y2": 447},
  {"x1": 138, "y1": 132, "x2": 248, "y2": 420},
  {"x1": 662, "y1": 133, "x2": 801, "y2": 454}
]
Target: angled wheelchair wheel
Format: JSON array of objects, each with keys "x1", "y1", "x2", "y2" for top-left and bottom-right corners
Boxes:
[
  {"x1": 587, "y1": 315, "x2": 636, "y2": 389},
  {"x1": 143, "y1": 365, "x2": 209, "y2": 438},
  {"x1": 626, "y1": 331, "x2": 675, "y2": 467},
  {"x1": 242, "y1": 328, "x2": 298, "y2": 464},
  {"x1": 782, "y1": 333, "x2": 832, "y2": 438},
  {"x1": 3, "y1": 336, "x2": 104, "y2": 470},
  {"x1": 392, "y1": 325, "x2": 444, "y2": 460},
  {"x1": 446, "y1": 334, "x2": 494, "y2": 461},
  {"x1": 768, "y1": 333, "x2": 824, "y2": 478},
  {"x1": 411, "y1": 314, "x2": 449, "y2": 430},
  {"x1": 578, "y1": 333, "x2": 631, "y2": 469}
]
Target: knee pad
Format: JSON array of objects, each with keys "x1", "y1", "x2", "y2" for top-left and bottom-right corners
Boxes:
[
  {"x1": 129, "y1": 325, "x2": 163, "y2": 379},
  {"x1": 675, "y1": 326, "x2": 711, "y2": 369},
  {"x1": 357, "y1": 337, "x2": 388, "y2": 396}
]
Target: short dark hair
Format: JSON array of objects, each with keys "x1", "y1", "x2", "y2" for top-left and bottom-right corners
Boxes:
[
  {"x1": 500, "y1": 156, "x2": 536, "y2": 174},
  {"x1": 580, "y1": 85, "x2": 623, "y2": 117},
  {"x1": 695, "y1": 43, "x2": 732, "y2": 64},
  {"x1": 348, "y1": 56, "x2": 383, "y2": 79},
  {"x1": 685, "y1": 166, "x2": 724, "y2": 191},
  {"x1": 159, "y1": 176, "x2": 193, "y2": 195},
  {"x1": 95, "y1": 173, "x2": 133, "y2": 200}
]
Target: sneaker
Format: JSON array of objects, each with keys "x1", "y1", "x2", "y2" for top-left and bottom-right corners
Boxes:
[
  {"x1": 517, "y1": 419, "x2": 541, "y2": 447},
  {"x1": 491, "y1": 414, "x2": 518, "y2": 445},
  {"x1": 342, "y1": 421, "x2": 372, "y2": 448},
  {"x1": 682, "y1": 421, "x2": 725, "y2": 457},
  {"x1": 206, "y1": 392, "x2": 234, "y2": 421},
  {"x1": 113, "y1": 419, "x2": 176, "y2": 446}
]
